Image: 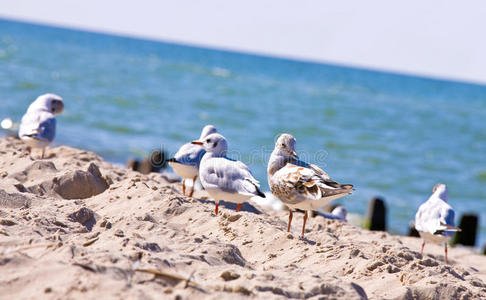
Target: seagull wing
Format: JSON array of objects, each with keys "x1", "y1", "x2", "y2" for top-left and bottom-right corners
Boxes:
[
  {"x1": 271, "y1": 161, "x2": 353, "y2": 206},
  {"x1": 415, "y1": 197, "x2": 459, "y2": 234},
  {"x1": 438, "y1": 205, "x2": 460, "y2": 232},
  {"x1": 19, "y1": 112, "x2": 56, "y2": 142},
  {"x1": 171, "y1": 143, "x2": 205, "y2": 167},
  {"x1": 201, "y1": 157, "x2": 263, "y2": 197}
]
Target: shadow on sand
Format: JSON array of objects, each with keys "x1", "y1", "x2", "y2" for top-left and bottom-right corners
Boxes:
[{"x1": 196, "y1": 198, "x2": 262, "y2": 215}]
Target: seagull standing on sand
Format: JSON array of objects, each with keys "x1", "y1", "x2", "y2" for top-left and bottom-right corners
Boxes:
[
  {"x1": 168, "y1": 125, "x2": 217, "y2": 197},
  {"x1": 192, "y1": 133, "x2": 265, "y2": 214},
  {"x1": 268, "y1": 134, "x2": 353, "y2": 238},
  {"x1": 18, "y1": 94, "x2": 64, "y2": 159},
  {"x1": 415, "y1": 183, "x2": 460, "y2": 264}
]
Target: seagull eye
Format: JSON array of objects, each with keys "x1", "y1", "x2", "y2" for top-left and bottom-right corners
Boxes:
[
  {"x1": 214, "y1": 141, "x2": 218, "y2": 147},
  {"x1": 281, "y1": 143, "x2": 286, "y2": 147},
  {"x1": 206, "y1": 139, "x2": 211, "y2": 143}
]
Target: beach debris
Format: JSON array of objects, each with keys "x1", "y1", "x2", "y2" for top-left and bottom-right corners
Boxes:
[
  {"x1": 135, "y1": 242, "x2": 162, "y2": 252},
  {"x1": 99, "y1": 219, "x2": 112, "y2": 229},
  {"x1": 68, "y1": 207, "x2": 96, "y2": 231},
  {"x1": 82, "y1": 237, "x2": 99, "y2": 247},
  {"x1": 0, "y1": 219, "x2": 17, "y2": 226},
  {"x1": 135, "y1": 269, "x2": 199, "y2": 287},
  {"x1": 220, "y1": 270, "x2": 240, "y2": 281},
  {"x1": 114, "y1": 229, "x2": 124, "y2": 237},
  {"x1": 73, "y1": 263, "x2": 97, "y2": 273}
]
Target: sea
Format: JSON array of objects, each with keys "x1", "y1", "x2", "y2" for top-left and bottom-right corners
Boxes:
[{"x1": 1, "y1": 18, "x2": 485, "y2": 246}]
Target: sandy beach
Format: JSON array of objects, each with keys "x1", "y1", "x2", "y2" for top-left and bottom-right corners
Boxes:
[{"x1": 0, "y1": 136, "x2": 485, "y2": 299}]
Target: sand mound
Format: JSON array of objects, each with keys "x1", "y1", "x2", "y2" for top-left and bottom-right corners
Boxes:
[
  {"x1": 10, "y1": 158, "x2": 110, "y2": 199},
  {"x1": 0, "y1": 136, "x2": 485, "y2": 299}
]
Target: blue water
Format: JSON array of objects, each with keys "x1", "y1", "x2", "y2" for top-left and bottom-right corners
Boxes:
[{"x1": 1, "y1": 19, "x2": 486, "y2": 246}]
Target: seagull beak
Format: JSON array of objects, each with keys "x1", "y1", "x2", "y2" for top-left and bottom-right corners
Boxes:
[
  {"x1": 191, "y1": 141, "x2": 203, "y2": 145},
  {"x1": 291, "y1": 151, "x2": 299, "y2": 159}
]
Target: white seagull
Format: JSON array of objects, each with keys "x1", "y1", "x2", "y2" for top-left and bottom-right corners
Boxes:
[
  {"x1": 18, "y1": 93, "x2": 64, "y2": 158},
  {"x1": 330, "y1": 205, "x2": 348, "y2": 222},
  {"x1": 268, "y1": 134, "x2": 353, "y2": 238},
  {"x1": 192, "y1": 133, "x2": 265, "y2": 214},
  {"x1": 415, "y1": 183, "x2": 460, "y2": 264},
  {"x1": 168, "y1": 125, "x2": 217, "y2": 197}
]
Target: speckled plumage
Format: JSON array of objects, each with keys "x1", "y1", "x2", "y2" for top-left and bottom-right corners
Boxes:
[{"x1": 267, "y1": 134, "x2": 353, "y2": 237}]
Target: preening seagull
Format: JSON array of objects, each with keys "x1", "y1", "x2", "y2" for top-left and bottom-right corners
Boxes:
[
  {"x1": 268, "y1": 134, "x2": 353, "y2": 238},
  {"x1": 18, "y1": 93, "x2": 64, "y2": 158},
  {"x1": 415, "y1": 183, "x2": 460, "y2": 264}
]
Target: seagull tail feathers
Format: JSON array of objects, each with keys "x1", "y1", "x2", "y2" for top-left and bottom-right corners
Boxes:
[
  {"x1": 255, "y1": 187, "x2": 266, "y2": 198},
  {"x1": 439, "y1": 222, "x2": 461, "y2": 232}
]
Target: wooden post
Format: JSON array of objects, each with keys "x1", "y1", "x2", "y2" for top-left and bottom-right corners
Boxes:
[
  {"x1": 452, "y1": 214, "x2": 478, "y2": 247},
  {"x1": 365, "y1": 197, "x2": 387, "y2": 231}
]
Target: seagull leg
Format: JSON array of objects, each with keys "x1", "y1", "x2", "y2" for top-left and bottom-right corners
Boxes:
[
  {"x1": 301, "y1": 210, "x2": 308, "y2": 238},
  {"x1": 27, "y1": 146, "x2": 31, "y2": 155},
  {"x1": 420, "y1": 241, "x2": 425, "y2": 255},
  {"x1": 41, "y1": 148, "x2": 45, "y2": 159},
  {"x1": 445, "y1": 244, "x2": 448, "y2": 264},
  {"x1": 287, "y1": 210, "x2": 293, "y2": 232},
  {"x1": 189, "y1": 176, "x2": 196, "y2": 197},
  {"x1": 236, "y1": 203, "x2": 242, "y2": 212},
  {"x1": 215, "y1": 202, "x2": 219, "y2": 215},
  {"x1": 182, "y1": 179, "x2": 186, "y2": 196}
]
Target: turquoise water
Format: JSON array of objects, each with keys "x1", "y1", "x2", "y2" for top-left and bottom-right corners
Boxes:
[{"x1": 1, "y1": 19, "x2": 486, "y2": 245}]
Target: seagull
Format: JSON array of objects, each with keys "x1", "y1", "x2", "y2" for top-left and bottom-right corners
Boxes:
[
  {"x1": 168, "y1": 125, "x2": 217, "y2": 197},
  {"x1": 192, "y1": 133, "x2": 265, "y2": 214},
  {"x1": 18, "y1": 93, "x2": 64, "y2": 158},
  {"x1": 268, "y1": 134, "x2": 353, "y2": 238},
  {"x1": 316, "y1": 205, "x2": 348, "y2": 221},
  {"x1": 415, "y1": 183, "x2": 460, "y2": 264},
  {"x1": 330, "y1": 205, "x2": 348, "y2": 222}
]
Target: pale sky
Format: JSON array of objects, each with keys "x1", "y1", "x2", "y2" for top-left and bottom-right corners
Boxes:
[{"x1": 1, "y1": 0, "x2": 486, "y2": 85}]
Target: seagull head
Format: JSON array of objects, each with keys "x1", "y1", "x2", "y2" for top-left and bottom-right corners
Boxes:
[
  {"x1": 432, "y1": 183, "x2": 448, "y2": 200},
  {"x1": 192, "y1": 133, "x2": 228, "y2": 156},
  {"x1": 28, "y1": 93, "x2": 64, "y2": 116},
  {"x1": 199, "y1": 124, "x2": 218, "y2": 140},
  {"x1": 274, "y1": 133, "x2": 298, "y2": 158}
]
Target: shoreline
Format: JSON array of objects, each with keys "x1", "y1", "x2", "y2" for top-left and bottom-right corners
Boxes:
[{"x1": 1, "y1": 136, "x2": 485, "y2": 299}]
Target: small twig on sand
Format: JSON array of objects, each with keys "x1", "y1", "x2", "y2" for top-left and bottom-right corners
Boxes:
[
  {"x1": 185, "y1": 271, "x2": 196, "y2": 288},
  {"x1": 82, "y1": 237, "x2": 99, "y2": 247},
  {"x1": 73, "y1": 263, "x2": 97, "y2": 273},
  {"x1": 135, "y1": 269, "x2": 199, "y2": 287}
]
